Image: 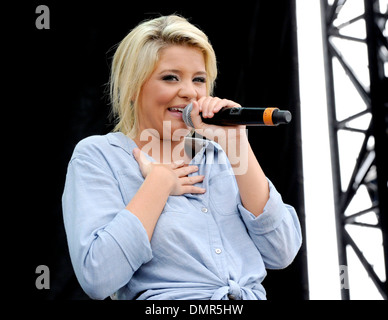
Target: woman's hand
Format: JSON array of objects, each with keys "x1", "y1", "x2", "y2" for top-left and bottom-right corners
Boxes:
[
  {"x1": 191, "y1": 97, "x2": 242, "y2": 124},
  {"x1": 133, "y1": 148, "x2": 206, "y2": 196},
  {"x1": 189, "y1": 98, "x2": 269, "y2": 216},
  {"x1": 189, "y1": 96, "x2": 246, "y2": 135},
  {"x1": 189, "y1": 97, "x2": 248, "y2": 157}
]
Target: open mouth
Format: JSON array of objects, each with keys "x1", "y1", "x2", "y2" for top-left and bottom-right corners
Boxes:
[{"x1": 168, "y1": 107, "x2": 184, "y2": 113}]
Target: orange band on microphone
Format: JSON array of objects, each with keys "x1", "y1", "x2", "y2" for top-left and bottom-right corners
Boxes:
[{"x1": 263, "y1": 108, "x2": 278, "y2": 126}]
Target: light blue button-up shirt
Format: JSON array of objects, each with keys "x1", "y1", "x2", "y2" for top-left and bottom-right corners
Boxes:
[{"x1": 62, "y1": 132, "x2": 302, "y2": 300}]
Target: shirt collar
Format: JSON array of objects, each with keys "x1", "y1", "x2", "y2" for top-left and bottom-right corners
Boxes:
[
  {"x1": 106, "y1": 132, "x2": 138, "y2": 158},
  {"x1": 106, "y1": 131, "x2": 220, "y2": 161}
]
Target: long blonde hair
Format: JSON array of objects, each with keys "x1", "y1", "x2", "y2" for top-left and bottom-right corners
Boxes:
[{"x1": 109, "y1": 15, "x2": 217, "y2": 138}]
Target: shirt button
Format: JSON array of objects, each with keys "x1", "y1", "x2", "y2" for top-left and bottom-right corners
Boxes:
[
  {"x1": 201, "y1": 207, "x2": 208, "y2": 213},
  {"x1": 215, "y1": 248, "x2": 222, "y2": 254}
]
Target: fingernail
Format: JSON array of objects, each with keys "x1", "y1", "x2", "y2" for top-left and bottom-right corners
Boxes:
[{"x1": 175, "y1": 159, "x2": 184, "y2": 166}]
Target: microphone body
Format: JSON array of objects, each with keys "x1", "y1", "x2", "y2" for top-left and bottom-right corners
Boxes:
[{"x1": 182, "y1": 103, "x2": 292, "y2": 127}]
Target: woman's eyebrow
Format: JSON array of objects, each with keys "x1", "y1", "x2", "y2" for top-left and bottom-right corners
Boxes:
[
  {"x1": 159, "y1": 69, "x2": 181, "y2": 74},
  {"x1": 158, "y1": 69, "x2": 207, "y2": 76},
  {"x1": 194, "y1": 71, "x2": 207, "y2": 77}
]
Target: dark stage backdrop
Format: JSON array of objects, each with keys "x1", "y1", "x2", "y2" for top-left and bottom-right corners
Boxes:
[{"x1": 23, "y1": 0, "x2": 308, "y2": 300}]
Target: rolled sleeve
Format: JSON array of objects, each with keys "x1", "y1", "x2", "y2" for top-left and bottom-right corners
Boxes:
[
  {"x1": 239, "y1": 180, "x2": 285, "y2": 235},
  {"x1": 62, "y1": 139, "x2": 153, "y2": 299},
  {"x1": 239, "y1": 179, "x2": 302, "y2": 269},
  {"x1": 104, "y1": 209, "x2": 153, "y2": 272}
]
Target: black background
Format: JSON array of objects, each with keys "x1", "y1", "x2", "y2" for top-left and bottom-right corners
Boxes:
[{"x1": 15, "y1": 0, "x2": 308, "y2": 301}]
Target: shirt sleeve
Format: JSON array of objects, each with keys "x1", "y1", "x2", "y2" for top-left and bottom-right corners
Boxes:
[
  {"x1": 238, "y1": 179, "x2": 302, "y2": 269},
  {"x1": 62, "y1": 151, "x2": 152, "y2": 300}
]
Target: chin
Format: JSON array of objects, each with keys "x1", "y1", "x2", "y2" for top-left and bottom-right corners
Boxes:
[{"x1": 171, "y1": 123, "x2": 191, "y2": 137}]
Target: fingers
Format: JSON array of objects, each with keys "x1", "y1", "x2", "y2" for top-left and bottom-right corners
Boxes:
[
  {"x1": 133, "y1": 148, "x2": 152, "y2": 178},
  {"x1": 132, "y1": 147, "x2": 140, "y2": 161},
  {"x1": 174, "y1": 164, "x2": 199, "y2": 177},
  {"x1": 170, "y1": 159, "x2": 185, "y2": 169},
  {"x1": 133, "y1": 148, "x2": 149, "y2": 165},
  {"x1": 199, "y1": 97, "x2": 222, "y2": 118},
  {"x1": 179, "y1": 174, "x2": 205, "y2": 186},
  {"x1": 180, "y1": 185, "x2": 206, "y2": 194},
  {"x1": 178, "y1": 169, "x2": 206, "y2": 194},
  {"x1": 134, "y1": 148, "x2": 206, "y2": 195},
  {"x1": 195, "y1": 97, "x2": 242, "y2": 119},
  {"x1": 189, "y1": 100, "x2": 203, "y2": 129},
  {"x1": 173, "y1": 164, "x2": 206, "y2": 195}
]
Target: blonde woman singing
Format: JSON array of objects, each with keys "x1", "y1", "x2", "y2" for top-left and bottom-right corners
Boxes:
[{"x1": 62, "y1": 15, "x2": 302, "y2": 300}]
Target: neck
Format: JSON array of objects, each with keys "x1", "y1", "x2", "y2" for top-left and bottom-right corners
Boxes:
[{"x1": 134, "y1": 131, "x2": 190, "y2": 164}]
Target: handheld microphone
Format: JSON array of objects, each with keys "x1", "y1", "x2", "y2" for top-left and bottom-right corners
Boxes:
[{"x1": 182, "y1": 103, "x2": 292, "y2": 127}]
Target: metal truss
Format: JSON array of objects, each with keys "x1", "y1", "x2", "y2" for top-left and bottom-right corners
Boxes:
[{"x1": 321, "y1": 0, "x2": 388, "y2": 299}]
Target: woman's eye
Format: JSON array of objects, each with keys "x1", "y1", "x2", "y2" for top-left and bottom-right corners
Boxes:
[
  {"x1": 162, "y1": 75, "x2": 179, "y2": 81},
  {"x1": 193, "y1": 77, "x2": 206, "y2": 83}
]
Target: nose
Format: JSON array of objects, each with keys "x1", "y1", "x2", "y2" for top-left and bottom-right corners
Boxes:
[{"x1": 178, "y1": 80, "x2": 198, "y2": 101}]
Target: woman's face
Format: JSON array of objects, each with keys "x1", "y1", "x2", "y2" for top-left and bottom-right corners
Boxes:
[{"x1": 137, "y1": 45, "x2": 207, "y2": 140}]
